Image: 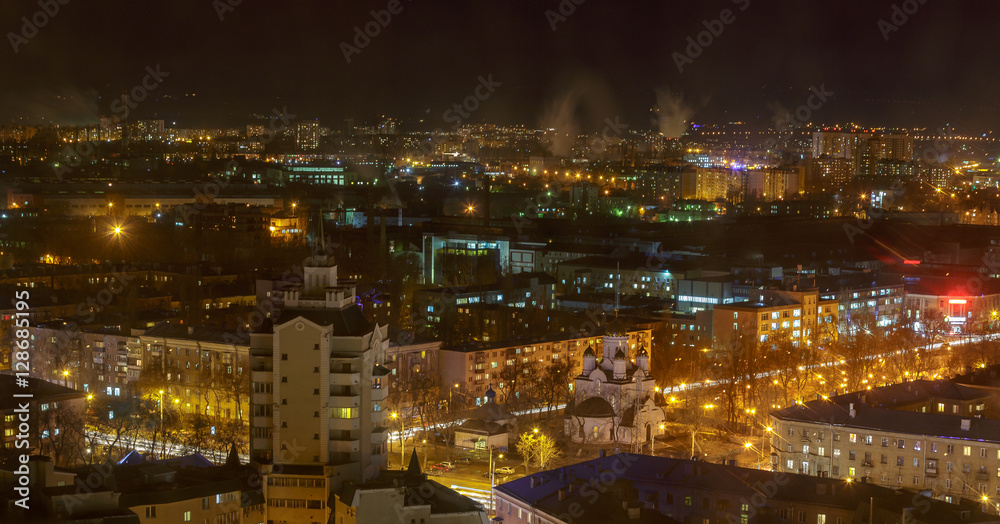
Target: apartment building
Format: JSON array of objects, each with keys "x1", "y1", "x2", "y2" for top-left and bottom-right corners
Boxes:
[
  {"x1": 23, "y1": 322, "x2": 252, "y2": 424},
  {"x1": 556, "y1": 253, "x2": 725, "y2": 301},
  {"x1": 138, "y1": 323, "x2": 251, "y2": 421},
  {"x1": 0, "y1": 376, "x2": 86, "y2": 465},
  {"x1": 413, "y1": 271, "x2": 557, "y2": 333},
  {"x1": 248, "y1": 255, "x2": 390, "y2": 523},
  {"x1": 439, "y1": 328, "x2": 652, "y2": 405},
  {"x1": 713, "y1": 290, "x2": 839, "y2": 348},
  {"x1": 770, "y1": 380, "x2": 1000, "y2": 503}
]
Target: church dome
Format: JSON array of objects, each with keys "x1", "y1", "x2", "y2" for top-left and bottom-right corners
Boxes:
[
  {"x1": 605, "y1": 315, "x2": 628, "y2": 338},
  {"x1": 614, "y1": 348, "x2": 627, "y2": 360},
  {"x1": 583, "y1": 345, "x2": 596, "y2": 357},
  {"x1": 575, "y1": 397, "x2": 615, "y2": 418},
  {"x1": 637, "y1": 345, "x2": 648, "y2": 357},
  {"x1": 485, "y1": 385, "x2": 496, "y2": 401}
]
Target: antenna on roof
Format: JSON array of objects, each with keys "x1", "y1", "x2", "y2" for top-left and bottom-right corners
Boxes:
[
  {"x1": 615, "y1": 261, "x2": 620, "y2": 317},
  {"x1": 317, "y1": 207, "x2": 326, "y2": 257}
]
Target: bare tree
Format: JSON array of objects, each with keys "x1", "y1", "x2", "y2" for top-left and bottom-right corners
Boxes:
[
  {"x1": 515, "y1": 430, "x2": 561, "y2": 473},
  {"x1": 714, "y1": 322, "x2": 765, "y2": 426},
  {"x1": 495, "y1": 352, "x2": 540, "y2": 411},
  {"x1": 538, "y1": 357, "x2": 574, "y2": 418}
]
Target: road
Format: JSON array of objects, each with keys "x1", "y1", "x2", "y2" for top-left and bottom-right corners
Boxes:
[
  {"x1": 88, "y1": 431, "x2": 246, "y2": 464},
  {"x1": 658, "y1": 336, "x2": 977, "y2": 395},
  {"x1": 387, "y1": 444, "x2": 526, "y2": 511}
]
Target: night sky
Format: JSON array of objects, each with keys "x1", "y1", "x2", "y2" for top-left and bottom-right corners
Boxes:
[{"x1": 2, "y1": 0, "x2": 997, "y2": 131}]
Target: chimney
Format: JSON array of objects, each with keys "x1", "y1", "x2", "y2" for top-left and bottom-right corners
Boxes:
[
  {"x1": 849, "y1": 403, "x2": 856, "y2": 418},
  {"x1": 557, "y1": 489, "x2": 566, "y2": 501},
  {"x1": 188, "y1": 326, "x2": 195, "y2": 335},
  {"x1": 961, "y1": 419, "x2": 971, "y2": 431}
]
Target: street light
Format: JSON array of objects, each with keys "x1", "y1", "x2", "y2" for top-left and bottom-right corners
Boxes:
[
  {"x1": 391, "y1": 412, "x2": 404, "y2": 465},
  {"x1": 158, "y1": 390, "x2": 165, "y2": 459},
  {"x1": 489, "y1": 446, "x2": 503, "y2": 514}
]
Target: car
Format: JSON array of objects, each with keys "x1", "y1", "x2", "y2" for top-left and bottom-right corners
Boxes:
[
  {"x1": 495, "y1": 466, "x2": 515, "y2": 475},
  {"x1": 431, "y1": 463, "x2": 454, "y2": 472},
  {"x1": 454, "y1": 458, "x2": 472, "y2": 465}
]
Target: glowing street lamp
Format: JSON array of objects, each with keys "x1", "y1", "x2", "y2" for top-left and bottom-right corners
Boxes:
[{"x1": 391, "y1": 412, "x2": 404, "y2": 464}]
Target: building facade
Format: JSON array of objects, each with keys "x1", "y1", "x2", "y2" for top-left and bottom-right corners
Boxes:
[{"x1": 248, "y1": 255, "x2": 390, "y2": 523}]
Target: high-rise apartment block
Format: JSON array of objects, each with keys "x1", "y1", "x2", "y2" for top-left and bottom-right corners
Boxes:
[{"x1": 249, "y1": 256, "x2": 390, "y2": 522}]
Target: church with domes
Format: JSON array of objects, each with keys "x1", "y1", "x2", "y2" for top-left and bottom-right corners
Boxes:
[{"x1": 564, "y1": 316, "x2": 665, "y2": 447}]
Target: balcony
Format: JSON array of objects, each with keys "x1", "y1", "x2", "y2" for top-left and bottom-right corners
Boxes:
[
  {"x1": 925, "y1": 467, "x2": 937, "y2": 476},
  {"x1": 862, "y1": 461, "x2": 873, "y2": 468},
  {"x1": 371, "y1": 427, "x2": 390, "y2": 443},
  {"x1": 328, "y1": 395, "x2": 359, "y2": 409},
  {"x1": 330, "y1": 372, "x2": 360, "y2": 386},
  {"x1": 329, "y1": 418, "x2": 360, "y2": 431},
  {"x1": 328, "y1": 439, "x2": 360, "y2": 453}
]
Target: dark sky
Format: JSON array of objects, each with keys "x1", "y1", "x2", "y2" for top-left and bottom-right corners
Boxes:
[{"x1": 2, "y1": 0, "x2": 997, "y2": 132}]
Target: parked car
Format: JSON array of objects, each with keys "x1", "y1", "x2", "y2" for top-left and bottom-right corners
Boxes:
[
  {"x1": 454, "y1": 458, "x2": 472, "y2": 465},
  {"x1": 495, "y1": 466, "x2": 515, "y2": 475},
  {"x1": 431, "y1": 462, "x2": 454, "y2": 472}
]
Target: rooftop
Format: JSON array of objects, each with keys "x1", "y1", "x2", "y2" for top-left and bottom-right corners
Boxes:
[{"x1": 497, "y1": 453, "x2": 996, "y2": 524}]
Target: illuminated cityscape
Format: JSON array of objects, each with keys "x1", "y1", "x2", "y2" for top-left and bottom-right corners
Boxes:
[{"x1": 3, "y1": 2, "x2": 1000, "y2": 523}]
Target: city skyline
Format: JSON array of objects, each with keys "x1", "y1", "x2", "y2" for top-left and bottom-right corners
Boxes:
[{"x1": 6, "y1": 3, "x2": 1000, "y2": 523}]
